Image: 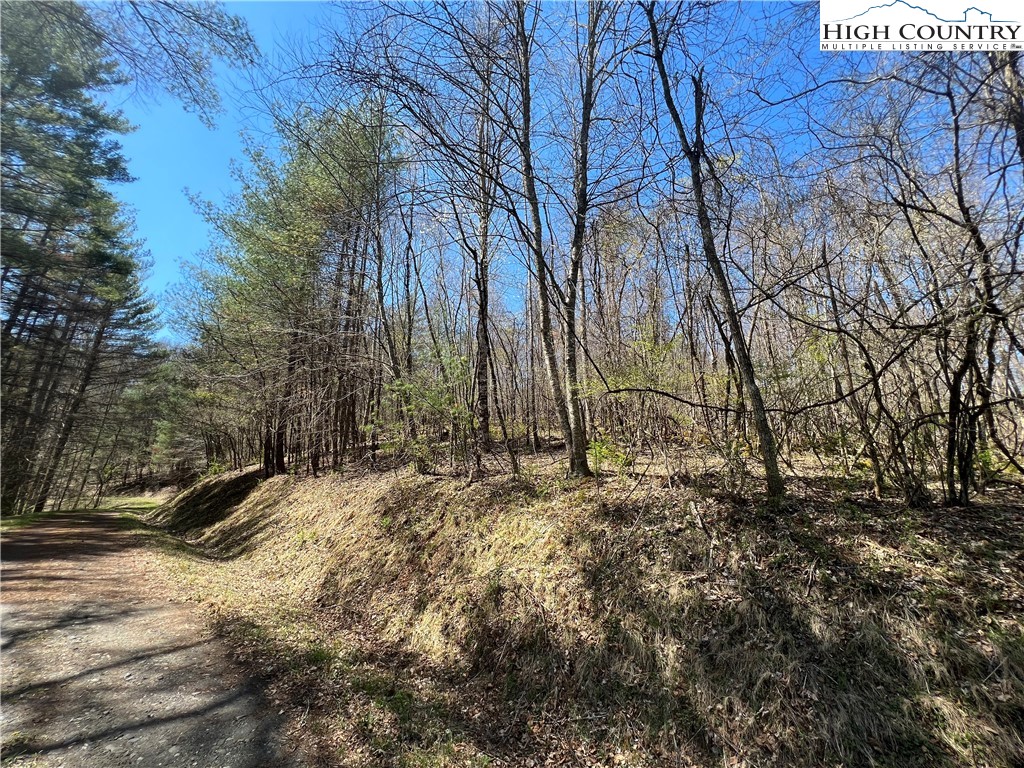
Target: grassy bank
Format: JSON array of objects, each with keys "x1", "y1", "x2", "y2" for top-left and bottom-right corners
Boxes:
[{"x1": 138, "y1": 462, "x2": 1024, "y2": 767}]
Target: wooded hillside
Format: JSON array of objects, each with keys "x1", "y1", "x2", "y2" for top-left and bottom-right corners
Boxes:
[
  {"x1": 3, "y1": 3, "x2": 1023, "y2": 766},
  {"x1": 5, "y1": 3, "x2": 1021, "y2": 508},
  {"x1": 160, "y1": 4, "x2": 1022, "y2": 509}
]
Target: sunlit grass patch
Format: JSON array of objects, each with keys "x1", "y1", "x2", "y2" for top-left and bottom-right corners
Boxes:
[{"x1": 0, "y1": 511, "x2": 52, "y2": 532}]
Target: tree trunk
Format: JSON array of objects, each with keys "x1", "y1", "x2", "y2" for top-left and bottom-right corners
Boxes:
[
  {"x1": 644, "y1": 3, "x2": 784, "y2": 502},
  {"x1": 30, "y1": 307, "x2": 111, "y2": 515},
  {"x1": 512, "y1": 0, "x2": 575, "y2": 468}
]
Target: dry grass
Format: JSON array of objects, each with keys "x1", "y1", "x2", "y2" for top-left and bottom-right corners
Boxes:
[{"x1": 137, "y1": 458, "x2": 1024, "y2": 767}]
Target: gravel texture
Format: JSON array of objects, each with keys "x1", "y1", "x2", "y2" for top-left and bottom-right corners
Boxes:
[{"x1": 1, "y1": 510, "x2": 304, "y2": 768}]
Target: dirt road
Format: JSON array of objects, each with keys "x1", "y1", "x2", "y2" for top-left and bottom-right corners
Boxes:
[{"x1": 1, "y1": 507, "x2": 302, "y2": 768}]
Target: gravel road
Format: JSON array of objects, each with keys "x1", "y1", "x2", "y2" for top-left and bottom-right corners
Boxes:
[{"x1": 1, "y1": 509, "x2": 303, "y2": 768}]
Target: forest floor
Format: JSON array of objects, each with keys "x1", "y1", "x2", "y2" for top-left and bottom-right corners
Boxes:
[
  {"x1": 0, "y1": 501, "x2": 303, "y2": 768},
  {"x1": 131, "y1": 457, "x2": 1024, "y2": 768}
]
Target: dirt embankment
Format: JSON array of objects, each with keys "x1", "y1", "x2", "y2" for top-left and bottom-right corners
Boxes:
[{"x1": 143, "y1": 464, "x2": 1024, "y2": 768}]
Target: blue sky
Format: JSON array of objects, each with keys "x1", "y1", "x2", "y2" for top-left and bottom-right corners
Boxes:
[
  {"x1": 106, "y1": 1, "x2": 822, "y2": 339},
  {"x1": 107, "y1": 2, "x2": 331, "y2": 330}
]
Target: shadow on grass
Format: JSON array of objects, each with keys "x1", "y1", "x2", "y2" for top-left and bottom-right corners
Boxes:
[
  {"x1": 612, "y1": 490, "x2": 1024, "y2": 767},
  {"x1": 115, "y1": 513, "x2": 214, "y2": 561},
  {"x1": 209, "y1": 613, "x2": 514, "y2": 767},
  {"x1": 150, "y1": 470, "x2": 263, "y2": 536},
  {"x1": 363, "y1": 481, "x2": 1021, "y2": 766},
  {"x1": 134, "y1": 467, "x2": 1024, "y2": 766},
  {"x1": 147, "y1": 470, "x2": 298, "y2": 559}
]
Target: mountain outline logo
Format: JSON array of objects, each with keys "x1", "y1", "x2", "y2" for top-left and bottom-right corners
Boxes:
[{"x1": 830, "y1": 1, "x2": 1014, "y2": 24}]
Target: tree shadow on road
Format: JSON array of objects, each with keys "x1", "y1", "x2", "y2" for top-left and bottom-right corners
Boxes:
[{"x1": 1, "y1": 505, "x2": 302, "y2": 767}]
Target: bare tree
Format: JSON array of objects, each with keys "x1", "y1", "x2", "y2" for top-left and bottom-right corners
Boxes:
[{"x1": 642, "y1": 0, "x2": 785, "y2": 502}]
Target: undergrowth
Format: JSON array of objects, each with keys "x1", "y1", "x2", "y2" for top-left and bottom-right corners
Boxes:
[{"x1": 141, "y1": 462, "x2": 1024, "y2": 767}]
